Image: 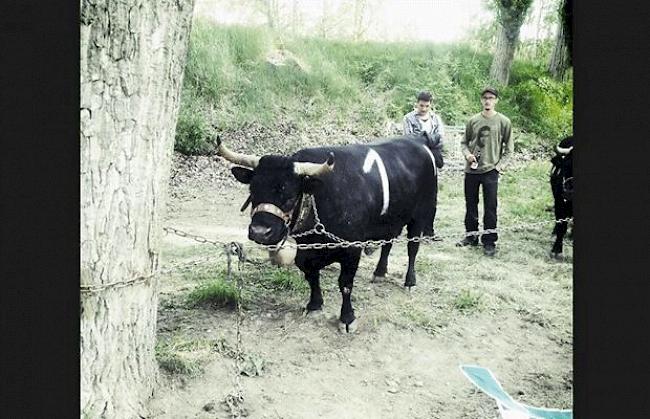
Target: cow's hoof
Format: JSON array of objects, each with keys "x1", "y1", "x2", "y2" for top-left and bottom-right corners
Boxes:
[
  {"x1": 550, "y1": 251, "x2": 564, "y2": 261},
  {"x1": 305, "y1": 309, "x2": 324, "y2": 319},
  {"x1": 306, "y1": 300, "x2": 323, "y2": 312},
  {"x1": 404, "y1": 284, "x2": 416, "y2": 293},
  {"x1": 338, "y1": 319, "x2": 358, "y2": 333},
  {"x1": 404, "y1": 280, "x2": 416, "y2": 288},
  {"x1": 371, "y1": 274, "x2": 385, "y2": 283},
  {"x1": 363, "y1": 246, "x2": 378, "y2": 256}
]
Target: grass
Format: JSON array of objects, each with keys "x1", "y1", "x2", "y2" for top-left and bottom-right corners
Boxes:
[
  {"x1": 175, "y1": 21, "x2": 573, "y2": 155},
  {"x1": 499, "y1": 160, "x2": 554, "y2": 221},
  {"x1": 263, "y1": 266, "x2": 308, "y2": 291},
  {"x1": 155, "y1": 337, "x2": 214, "y2": 377},
  {"x1": 186, "y1": 271, "x2": 239, "y2": 308},
  {"x1": 452, "y1": 289, "x2": 483, "y2": 313},
  {"x1": 157, "y1": 353, "x2": 204, "y2": 376}
]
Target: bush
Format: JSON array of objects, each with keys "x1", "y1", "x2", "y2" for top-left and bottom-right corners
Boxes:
[
  {"x1": 174, "y1": 93, "x2": 211, "y2": 155},
  {"x1": 508, "y1": 76, "x2": 573, "y2": 139},
  {"x1": 174, "y1": 20, "x2": 573, "y2": 155}
]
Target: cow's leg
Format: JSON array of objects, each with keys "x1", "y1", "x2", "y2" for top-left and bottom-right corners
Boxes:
[
  {"x1": 567, "y1": 201, "x2": 574, "y2": 240},
  {"x1": 404, "y1": 220, "x2": 425, "y2": 288},
  {"x1": 404, "y1": 242, "x2": 420, "y2": 288},
  {"x1": 550, "y1": 180, "x2": 569, "y2": 259},
  {"x1": 296, "y1": 252, "x2": 326, "y2": 315},
  {"x1": 304, "y1": 269, "x2": 324, "y2": 313},
  {"x1": 338, "y1": 249, "x2": 361, "y2": 333},
  {"x1": 404, "y1": 188, "x2": 436, "y2": 289},
  {"x1": 371, "y1": 243, "x2": 393, "y2": 282},
  {"x1": 551, "y1": 202, "x2": 569, "y2": 259}
]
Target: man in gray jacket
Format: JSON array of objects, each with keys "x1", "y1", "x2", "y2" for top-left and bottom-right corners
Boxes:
[{"x1": 403, "y1": 90, "x2": 446, "y2": 141}]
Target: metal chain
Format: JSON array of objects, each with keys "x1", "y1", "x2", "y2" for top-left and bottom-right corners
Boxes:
[
  {"x1": 223, "y1": 242, "x2": 246, "y2": 418},
  {"x1": 162, "y1": 214, "x2": 573, "y2": 254},
  {"x1": 162, "y1": 226, "x2": 226, "y2": 247},
  {"x1": 262, "y1": 195, "x2": 573, "y2": 251},
  {"x1": 162, "y1": 227, "x2": 266, "y2": 266},
  {"x1": 80, "y1": 274, "x2": 154, "y2": 293}
]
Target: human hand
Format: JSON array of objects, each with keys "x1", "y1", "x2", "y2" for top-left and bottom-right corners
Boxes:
[{"x1": 466, "y1": 154, "x2": 477, "y2": 163}]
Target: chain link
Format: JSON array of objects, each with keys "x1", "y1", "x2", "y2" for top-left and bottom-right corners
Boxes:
[
  {"x1": 275, "y1": 217, "x2": 573, "y2": 251},
  {"x1": 263, "y1": 195, "x2": 573, "y2": 251},
  {"x1": 80, "y1": 274, "x2": 154, "y2": 293},
  {"x1": 223, "y1": 242, "x2": 246, "y2": 418},
  {"x1": 162, "y1": 227, "x2": 265, "y2": 266},
  {"x1": 162, "y1": 214, "x2": 573, "y2": 254},
  {"x1": 163, "y1": 226, "x2": 226, "y2": 247}
]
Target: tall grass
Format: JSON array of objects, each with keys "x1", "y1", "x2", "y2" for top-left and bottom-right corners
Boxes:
[{"x1": 175, "y1": 20, "x2": 573, "y2": 154}]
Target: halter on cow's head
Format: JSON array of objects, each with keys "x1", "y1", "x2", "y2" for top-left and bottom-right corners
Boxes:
[{"x1": 215, "y1": 136, "x2": 335, "y2": 245}]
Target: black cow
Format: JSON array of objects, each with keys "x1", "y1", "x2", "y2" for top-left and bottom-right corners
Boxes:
[
  {"x1": 550, "y1": 136, "x2": 573, "y2": 259},
  {"x1": 217, "y1": 133, "x2": 443, "y2": 332}
]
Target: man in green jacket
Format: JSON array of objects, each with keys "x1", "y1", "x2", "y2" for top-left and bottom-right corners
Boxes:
[{"x1": 456, "y1": 87, "x2": 513, "y2": 256}]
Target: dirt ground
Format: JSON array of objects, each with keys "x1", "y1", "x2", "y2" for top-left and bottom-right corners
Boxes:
[{"x1": 147, "y1": 152, "x2": 573, "y2": 419}]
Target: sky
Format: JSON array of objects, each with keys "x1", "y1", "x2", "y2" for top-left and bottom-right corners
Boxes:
[{"x1": 194, "y1": 0, "x2": 558, "y2": 44}]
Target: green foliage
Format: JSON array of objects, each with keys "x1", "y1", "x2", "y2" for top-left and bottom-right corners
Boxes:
[
  {"x1": 175, "y1": 20, "x2": 572, "y2": 155},
  {"x1": 492, "y1": 0, "x2": 534, "y2": 25},
  {"x1": 187, "y1": 274, "x2": 239, "y2": 308},
  {"x1": 506, "y1": 75, "x2": 573, "y2": 139},
  {"x1": 499, "y1": 160, "x2": 553, "y2": 221},
  {"x1": 453, "y1": 289, "x2": 483, "y2": 312},
  {"x1": 175, "y1": 91, "x2": 212, "y2": 155},
  {"x1": 263, "y1": 267, "x2": 307, "y2": 291}
]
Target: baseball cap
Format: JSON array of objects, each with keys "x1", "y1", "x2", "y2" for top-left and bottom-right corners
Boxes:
[{"x1": 481, "y1": 87, "x2": 499, "y2": 98}]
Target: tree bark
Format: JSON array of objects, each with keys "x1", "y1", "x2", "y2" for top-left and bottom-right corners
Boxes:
[
  {"x1": 489, "y1": 0, "x2": 533, "y2": 86},
  {"x1": 549, "y1": 18, "x2": 569, "y2": 80},
  {"x1": 549, "y1": 0, "x2": 572, "y2": 79},
  {"x1": 489, "y1": 24, "x2": 521, "y2": 86},
  {"x1": 80, "y1": 0, "x2": 195, "y2": 417}
]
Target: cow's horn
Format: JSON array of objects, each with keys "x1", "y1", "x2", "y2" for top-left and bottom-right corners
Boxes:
[
  {"x1": 556, "y1": 145, "x2": 573, "y2": 155},
  {"x1": 215, "y1": 135, "x2": 260, "y2": 168},
  {"x1": 293, "y1": 152, "x2": 335, "y2": 176}
]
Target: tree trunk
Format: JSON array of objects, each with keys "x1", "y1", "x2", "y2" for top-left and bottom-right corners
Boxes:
[
  {"x1": 489, "y1": 0, "x2": 533, "y2": 86},
  {"x1": 259, "y1": 0, "x2": 277, "y2": 29},
  {"x1": 80, "y1": 0, "x2": 195, "y2": 417},
  {"x1": 549, "y1": 0, "x2": 572, "y2": 80},
  {"x1": 489, "y1": 23, "x2": 521, "y2": 86},
  {"x1": 352, "y1": 0, "x2": 368, "y2": 41},
  {"x1": 549, "y1": 18, "x2": 569, "y2": 80}
]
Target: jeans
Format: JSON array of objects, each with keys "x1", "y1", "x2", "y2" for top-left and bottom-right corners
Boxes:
[{"x1": 464, "y1": 169, "x2": 499, "y2": 245}]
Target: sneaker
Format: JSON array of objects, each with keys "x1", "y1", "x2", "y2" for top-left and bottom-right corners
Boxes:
[
  {"x1": 483, "y1": 244, "x2": 496, "y2": 257},
  {"x1": 456, "y1": 236, "x2": 479, "y2": 247}
]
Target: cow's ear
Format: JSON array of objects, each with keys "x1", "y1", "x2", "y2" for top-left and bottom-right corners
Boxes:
[
  {"x1": 231, "y1": 167, "x2": 254, "y2": 184},
  {"x1": 302, "y1": 176, "x2": 323, "y2": 194}
]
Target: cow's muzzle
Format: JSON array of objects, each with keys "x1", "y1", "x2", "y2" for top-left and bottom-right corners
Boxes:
[{"x1": 247, "y1": 203, "x2": 295, "y2": 245}]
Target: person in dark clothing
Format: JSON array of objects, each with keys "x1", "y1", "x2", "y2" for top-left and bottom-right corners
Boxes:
[{"x1": 456, "y1": 87, "x2": 513, "y2": 256}]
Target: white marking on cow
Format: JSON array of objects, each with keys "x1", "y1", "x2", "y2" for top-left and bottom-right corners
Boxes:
[
  {"x1": 363, "y1": 148, "x2": 390, "y2": 215},
  {"x1": 421, "y1": 144, "x2": 438, "y2": 176}
]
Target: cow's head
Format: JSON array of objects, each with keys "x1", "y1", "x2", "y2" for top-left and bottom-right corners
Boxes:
[
  {"x1": 216, "y1": 137, "x2": 334, "y2": 245},
  {"x1": 552, "y1": 137, "x2": 574, "y2": 201}
]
